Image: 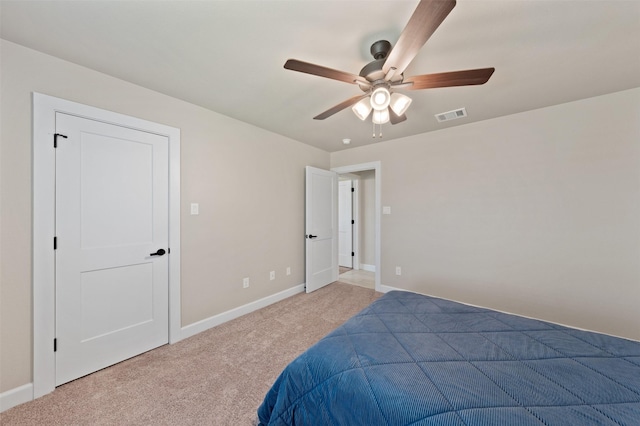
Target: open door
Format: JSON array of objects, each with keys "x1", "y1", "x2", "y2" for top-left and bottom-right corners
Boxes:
[{"x1": 305, "y1": 166, "x2": 338, "y2": 293}]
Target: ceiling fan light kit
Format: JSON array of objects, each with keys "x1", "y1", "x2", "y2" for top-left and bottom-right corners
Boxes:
[
  {"x1": 370, "y1": 87, "x2": 391, "y2": 110},
  {"x1": 352, "y1": 97, "x2": 373, "y2": 121},
  {"x1": 389, "y1": 92, "x2": 412, "y2": 116},
  {"x1": 284, "y1": 0, "x2": 495, "y2": 139},
  {"x1": 372, "y1": 109, "x2": 390, "y2": 125}
]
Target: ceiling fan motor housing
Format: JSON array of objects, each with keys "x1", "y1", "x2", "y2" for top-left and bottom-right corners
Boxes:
[
  {"x1": 358, "y1": 60, "x2": 386, "y2": 88},
  {"x1": 358, "y1": 40, "x2": 404, "y2": 91}
]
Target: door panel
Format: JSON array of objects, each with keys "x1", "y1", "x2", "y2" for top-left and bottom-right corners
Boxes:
[
  {"x1": 305, "y1": 166, "x2": 338, "y2": 293},
  {"x1": 55, "y1": 113, "x2": 169, "y2": 385},
  {"x1": 80, "y1": 135, "x2": 154, "y2": 248},
  {"x1": 80, "y1": 263, "x2": 154, "y2": 341}
]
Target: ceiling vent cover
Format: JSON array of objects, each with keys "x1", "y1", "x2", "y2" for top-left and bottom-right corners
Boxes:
[{"x1": 435, "y1": 107, "x2": 467, "y2": 123}]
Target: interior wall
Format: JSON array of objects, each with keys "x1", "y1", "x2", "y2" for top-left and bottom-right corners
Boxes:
[
  {"x1": 0, "y1": 40, "x2": 329, "y2": 393},
  {"x1": 331, "y1": 88, "x2": 640, "y2": 341}
]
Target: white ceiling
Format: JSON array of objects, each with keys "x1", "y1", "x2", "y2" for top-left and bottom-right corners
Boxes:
[{"x1": 2, "y1": 0, "x2": 639, "y2": 152}]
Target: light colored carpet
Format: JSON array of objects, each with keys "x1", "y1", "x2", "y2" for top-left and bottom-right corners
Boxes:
[{"x1": 1, "y1": 282, "x2": 381, "y2": 425}]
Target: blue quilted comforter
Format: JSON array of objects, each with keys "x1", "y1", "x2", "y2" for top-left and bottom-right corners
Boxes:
[{"x1": 258, "y1": 290, "x2": 640, "y2": 425}]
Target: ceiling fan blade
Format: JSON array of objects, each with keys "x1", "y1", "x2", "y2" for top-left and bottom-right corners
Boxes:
[
  {"x1": 285, "y1": 59, "x2": 366, "y2": 85},
  {"x1": 383, "y1": 0, "x2": 456, "y2": 75},
  {"x1": 404, "y1": 67, "x2": 495, "y2": 90},
  {"x1": 389, "y1": 108, "x2": 407, "y2": 125},
  {"x1": 313, "y1": 94, "x2": 368, "y2": 120}
]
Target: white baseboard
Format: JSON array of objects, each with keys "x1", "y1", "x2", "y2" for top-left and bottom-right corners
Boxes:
[
  {"x1": 360, "y1": 264, "x2": 376, "y2": 272},
  {"x1": 378, "y1": 284, "x2": 403, "y2": 293},
  {"x1": 0, "y1": 284, "x2": 306, "y2": 413},
  {"x1": 180, "y1": 284, "x2": 306, "y2": 340},
  {"x1": 0, "y1": 383, "x2": 33, "y2": 413}
]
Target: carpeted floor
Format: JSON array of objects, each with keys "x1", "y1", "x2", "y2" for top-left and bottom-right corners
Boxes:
[{"x1": 1, "y1": 282, "x2": 381, "y2": 425}]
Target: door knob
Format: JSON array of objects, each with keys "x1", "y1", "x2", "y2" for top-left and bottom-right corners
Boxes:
[
  {"x1": 150, "y1": 248, "x2": 166, "y2": 256},
  {"x1": 307, "y1": 234, "x2": 318, "y2": 239}
]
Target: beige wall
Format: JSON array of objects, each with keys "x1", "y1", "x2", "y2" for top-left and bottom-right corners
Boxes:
[
  {"x1": 332, "y1": 88, "x2": 640, "y2": 341},
  {"x1": 0, "y1": 40, "x2": 329, "y2": 392}
]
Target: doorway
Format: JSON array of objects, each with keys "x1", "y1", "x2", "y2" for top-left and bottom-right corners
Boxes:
[
  {"x1": 33, "y1": 93, "x2": 182, "y2": 398},
  {"x1": 54, "y1": 112, "x2": 170, "y2": 385},
  {"x1": 332, "y1": 162, "x2": 381, "y2": 292}
]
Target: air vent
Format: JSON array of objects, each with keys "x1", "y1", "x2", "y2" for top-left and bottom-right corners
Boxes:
[{"x1": 435, "y1": 107, "x2": 467, "y2": 123}]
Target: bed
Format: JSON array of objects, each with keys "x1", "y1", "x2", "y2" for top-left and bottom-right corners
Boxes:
[{"x1": 257, "y1": 290, "x2": 640, "y2": 425}]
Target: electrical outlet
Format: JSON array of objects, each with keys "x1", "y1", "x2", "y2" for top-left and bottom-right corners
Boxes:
[
  {"x1": 270, "y1": 271, "x2": 275, "y2": 281},
  {"x1": 286, "y1": 267, "x2": 291, "y2": 276},
  {"x1": 395, "y1": 266, "x2": 402, "y2": 276},
  {"x1": 243, "y1": 277, "x2": 250, "y2": 288}
]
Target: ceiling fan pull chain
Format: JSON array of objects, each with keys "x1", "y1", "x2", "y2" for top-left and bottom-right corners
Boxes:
[{"x1": 372, "y1": 121, "x2": 376, "y2": 138}]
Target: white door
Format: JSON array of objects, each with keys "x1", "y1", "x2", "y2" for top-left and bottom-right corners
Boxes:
[
  {"x1": 305, "y1": 166, "x2": 338, "y2": 293},
  {"x1": 338, "y1": 180, "x2": 353, "y2": 268},
  {"x1": 55, "y1": 112, "x2": 169, "y2": 385}
]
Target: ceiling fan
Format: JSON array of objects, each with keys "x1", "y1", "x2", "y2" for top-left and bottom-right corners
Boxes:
[{"x1": 284, "y1": 0, "x2": 494, "y2": 128}]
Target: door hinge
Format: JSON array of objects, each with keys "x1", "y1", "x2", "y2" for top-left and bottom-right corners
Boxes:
[
  {"x1": 351, "y1": 220, "x2": 355, "y2": 225},
  {"x1": 351, "y1": 187, "x2": 355, "y2": 192},
  {"x1": 54, "y1": 133, "x2": 67, "y2": 148},
  {"x1": 168, "y1": 248, "x2": 171, "y2": 254},
  {"x1": 352, "y1": 252, "x2": 355, "y2": 257},
  {"x1": 54, "y1": 338, "x2": 57, "y2": 352},
  {"x1": 54, "y1": 236, "x2": 57, "y2": 250}
]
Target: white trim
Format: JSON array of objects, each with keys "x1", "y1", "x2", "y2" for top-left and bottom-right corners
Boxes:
[
  {"x1": 379, "y1": 284, "x2": 401, "y2": 293},
  {"x1": 32, "y1": 93, "x2": 181, "y2": 398},
  {"x1": 331, "y1": 162, "x2": 381, "y2": 293},
  {"x1": 360, "y1": 264, "x2": 376, "y2": 273},
  {"x1": 0, "y1": 383, "x2": 33, "y2": 413},
  {"x1": 180, "y1": 284, "x2": 306, "y2": 340},
  {"x1": 32, "y1": 94, "x2": 56, "y2": 399},
  {"x1": 168, "y1": 116, "x2": 182, "y2": 344}
]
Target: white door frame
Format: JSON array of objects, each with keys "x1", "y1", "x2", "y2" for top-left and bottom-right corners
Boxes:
[
  {"x1": 332, "y1": 162, "x2": 381, "y2": 292},
  {"x1": 32, "y1": 93, "x2": 182, "y2": 398}
]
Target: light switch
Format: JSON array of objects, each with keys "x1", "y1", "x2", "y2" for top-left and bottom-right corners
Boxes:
[
  {"x1": 383, "y1": 206, "x2": 391, "y2": 215},
  {"x1": 190, "y1": 203, "x2": 199, "y2": 215}
]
